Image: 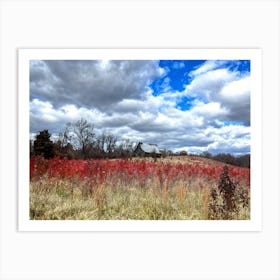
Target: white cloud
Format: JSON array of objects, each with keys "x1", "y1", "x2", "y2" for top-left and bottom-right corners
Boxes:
[
  {"x1": 186, "y1": 68, "x2": 238, "y2": 99},
  {"x1": 29, "y1": 60, "x2": 250, "y2": 155},
  {"x1": 190, "y1": 101, "x2": 228, "y2": 119},
  {"x1": 189, "y1": 60, "x2": 227, "y2": 77},
  {"x1": 220, "y1": 76, "x2": 250, "y2": 103},
  {"x1": 184, "y1": 62, "x2": 250, "y2": 125}
]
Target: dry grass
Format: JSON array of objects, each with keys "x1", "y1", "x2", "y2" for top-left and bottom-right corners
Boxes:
[{"x1": 30, "y1": 176, "x2": 249, "y2": 220}]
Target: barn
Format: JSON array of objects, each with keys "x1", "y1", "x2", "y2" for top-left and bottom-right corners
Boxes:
[{"x1": 134, "y1": 142, "x2": 161, "y2": 157}]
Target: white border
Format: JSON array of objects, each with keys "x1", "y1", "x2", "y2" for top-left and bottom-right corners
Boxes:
[{"x1": 18, "y1": 48, "x2": 262, "y2": 232}]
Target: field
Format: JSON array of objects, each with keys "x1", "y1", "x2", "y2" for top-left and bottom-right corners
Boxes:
[{"x1": 30, "y1": 156, "x2": 250, "y2": 220}]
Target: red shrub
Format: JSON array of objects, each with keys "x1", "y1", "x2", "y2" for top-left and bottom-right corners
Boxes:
[{"x1": 29, "y1": 156, "x2": 250, "y2": 187}]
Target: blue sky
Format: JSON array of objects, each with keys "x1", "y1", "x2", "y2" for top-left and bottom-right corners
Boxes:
[
  {"x1": 151, "y1": 60, "x2": 206, "y2": 95},
  {"x1": 150, "y1": 60, "x2": 250, "y2": 112},
  {"x1": 30, "y1": 59, "x2": 251, "y2": 155}
]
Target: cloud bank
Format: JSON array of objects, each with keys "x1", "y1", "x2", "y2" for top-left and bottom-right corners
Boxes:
[{"x1": 30, "y1": 59, "x2": 250, "y2": 155}]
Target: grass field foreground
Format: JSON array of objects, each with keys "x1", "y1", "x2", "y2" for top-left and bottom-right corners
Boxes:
[{"x1": 30, "y1": 156, "x2": 250, "y2": 220}]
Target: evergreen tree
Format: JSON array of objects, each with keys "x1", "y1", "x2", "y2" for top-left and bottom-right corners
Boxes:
[{"x1": 33, "y1": 130, "x2": 54, "y2": 159}]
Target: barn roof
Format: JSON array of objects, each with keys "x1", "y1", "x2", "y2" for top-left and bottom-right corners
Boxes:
[{"x1": 139, "y1": 143, "x2": 161, "y2": 154}]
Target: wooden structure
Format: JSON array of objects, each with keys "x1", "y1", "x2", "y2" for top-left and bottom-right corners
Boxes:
[{"x1": 134, "y1": 142, "x2": 161, "y2": 157}]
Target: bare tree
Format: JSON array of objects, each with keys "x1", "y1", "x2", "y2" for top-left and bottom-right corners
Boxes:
[
  {"x1": 96, "y1": 132, "x2": 117, "y2": 158},
  {"x1": 62, "y1": 118, "x2": 95, "y2": 159},
  {"x1": 58, "y1": 123, "x2": 72, "y2": 147},
  {"x1": 115, "y1": 139, "x2": 134, "y2": 158},
  {"x1": 105, "y1": 133, "x2": 117, "y2": 155},
  {"x1": 96, "y1": 132, "x2": 107, "y2": 157}
]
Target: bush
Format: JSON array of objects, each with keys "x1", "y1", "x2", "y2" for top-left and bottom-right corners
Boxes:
[{"x1": 208, "y1": 165, "x2": 249, "y2": 219}]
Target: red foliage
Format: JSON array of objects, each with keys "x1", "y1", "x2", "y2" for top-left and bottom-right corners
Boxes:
[{"x1": 30, "y1": 156, "x2": 250, "y2": 187}]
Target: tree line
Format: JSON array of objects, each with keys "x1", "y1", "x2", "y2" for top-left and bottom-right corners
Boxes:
[
  {"x1": 199, "y1": 151, "x2": 250, "y2": 168},
  {"x1": 30, "y1": 118, "x2": 135, "y2": 160},
  {"x1": 30, "y1": 118, "x2": 250, "y2": 168}
]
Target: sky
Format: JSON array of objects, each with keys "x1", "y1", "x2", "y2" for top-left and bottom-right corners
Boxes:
[{"x1": 29, "y1": 59, "x2": 250, "y2": 155}]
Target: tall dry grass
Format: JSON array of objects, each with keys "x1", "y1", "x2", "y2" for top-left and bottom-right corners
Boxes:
[{"x1": 30, "y1": 175, "x2": 250, "y2": 220}]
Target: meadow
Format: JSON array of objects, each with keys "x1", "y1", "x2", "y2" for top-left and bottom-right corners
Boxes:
[{"x1": 30, "y1": 156, "x2": 250, "y2": 220}]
